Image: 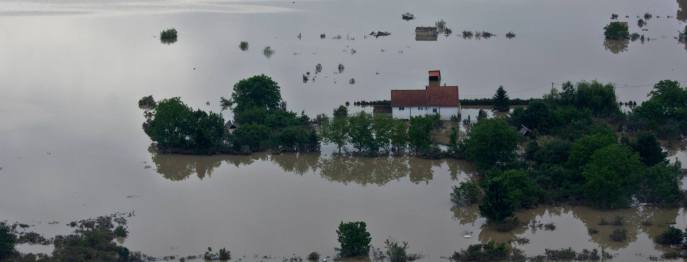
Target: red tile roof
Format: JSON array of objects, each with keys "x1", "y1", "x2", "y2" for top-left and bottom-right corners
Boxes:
[{"x1": 391, "y1": 86, "x2": 459, "y2": 107}]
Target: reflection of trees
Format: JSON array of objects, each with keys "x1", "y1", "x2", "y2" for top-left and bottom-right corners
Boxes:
[
  {"x1": 151, "y1": 153, "x2": 223, "y2": 181},
  {"x1": 408, "y1": 158, "x2": 437, "y2": 184},
  {"x1": 318, "y1": 156, "x2": 411, "y2": 185},
  {"x1": 572, "y1": 206, "x2": 640, "y2": 250},
  {"x1": 604, "y1": 39, "x2": 629, "y2": 54},
  {"x1": 270, "y1": 153, "x2": 320, "y2": 175},
  {"x1": 678, "y1": 0, "x2": 686, "y2": 22},
  {"x1": 453, "y1": 205, "x2": 480, "y2": 226}
]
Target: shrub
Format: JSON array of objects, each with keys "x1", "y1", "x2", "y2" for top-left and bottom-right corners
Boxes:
[
  {"x1": 385, "y1": 239, "x2": 409, "y2": 262},
  {"x1": 337, "y1": 221, "x2": 372, "y2": 258},
  {"x1": 307, "y1": 252, "x2": 320, "y2": 261},
  {"x1": 604, "y1": 22, "x2": 629, "y2": 40},
  {"x1": 655, "y1": 227, "x2": 684, "y2": 246},
  {"x1": 450, "y1": 241, "x2": 511, "y2": 261},
  {"x1": 138, "y1": 95, "x2": 156, "y2": 109},
  {"x1": 219, "y1": 248, "x2": 231, "y2": 260},
  {"x1": 113, "y1": 225, "x2": 128, "y2": 238},
  {"x1": 451, "y1": 181, "x2": 481, "y2": 206},
  {"x1": 160, "y1": 28, "x2": 178, "y2": 43},
  {"x1": 239, "y1": 41, "x2": 249, "y2": 51},
  {"x1": 464, "y1": 119, "x2": 519, "y2": 170}
]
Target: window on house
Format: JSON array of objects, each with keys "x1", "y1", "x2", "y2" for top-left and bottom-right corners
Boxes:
[
  {"x1": 399, "y1": 107, "x2": 405, "y2": 110},
  {"x1": 418, "y1": 107, "x2": 424, "y2": 110},
  {"x1": 432, "y1": 108, "x2": 438, "y2": 113}
]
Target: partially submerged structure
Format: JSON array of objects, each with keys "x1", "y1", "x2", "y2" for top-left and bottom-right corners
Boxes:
[
  {"x1": 390, "y1": 70, "x2": 460, "y2": 120},
  {"x1": 415, "y1": 27, "x2": 438, "y2": 41}
]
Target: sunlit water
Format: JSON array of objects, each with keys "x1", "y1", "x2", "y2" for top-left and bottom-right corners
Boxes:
[{"x1": 1, "y1": 0, "x2": 687, "y2": 260}]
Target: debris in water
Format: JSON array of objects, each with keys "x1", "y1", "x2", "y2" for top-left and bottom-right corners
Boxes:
[
  {"x1": 303, "y1": 74, "x2": 309, "y2": 83},
  {"x1": 239, "y1": 41, "x2": 249, "y2": 51},
  {"x1": 506, "y1": 32, "x2": 516, "y2": 39},
  {"x1": 349, "y1": 78, "x2": 356, "y2": 85},
  {"x1": 332, "y1": 35, "x2": 342, "y2": 40},
  {"x1": 402, "y1": 12, "x2": 415, "y2": 21},
  {"x1": 315, "y1": 63, "x2": 322, "y2": 74},
  {"x1": 462, "y1": 31, "x2": 473, "y2": 39},
  {"x1": 611, "y1": 13, "x2": 619, "y2": 19},
  {"x1": 370, "y1": 31, "x2": 391, "y2": 38},
  {"x1": 644, "y1": 12, "x2": 652, "y2": 20},
  {"x1": 320, "y1": 33, "x2": 326, "y2": 39},
  {"x1": 638, "y1": 18, "x2": 646, "y2": 27},
  {"x1": 297, "y1": 33, "x2": 302, "y2": 40},
  {"x1": 338, "y1": 64, "x2": 344, "y2": 73}
]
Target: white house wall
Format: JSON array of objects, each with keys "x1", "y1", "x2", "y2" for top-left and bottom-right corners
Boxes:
[{"x1": 391, "y1": 106, "x2": 460, "y2": 120}]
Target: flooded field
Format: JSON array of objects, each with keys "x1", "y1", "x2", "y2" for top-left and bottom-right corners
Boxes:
[{"x1": 1, "y1": 0, "x2": 687, "y2": 260}]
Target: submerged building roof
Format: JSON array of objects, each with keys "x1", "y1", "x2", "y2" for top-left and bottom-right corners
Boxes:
[{"x1": 391, "y1": 85, "x2": 459, "y2": 107}]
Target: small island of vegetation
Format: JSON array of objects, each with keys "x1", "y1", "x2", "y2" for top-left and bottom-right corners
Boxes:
[
  {"x1": 604, "y1": 21, "x2": 629, "y2": 40},
  {"x1": 160, "y1": 28, "x2": 178, "y2": 44}
]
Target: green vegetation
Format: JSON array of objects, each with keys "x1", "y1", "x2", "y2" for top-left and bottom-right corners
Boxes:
[
  {"x1": 113, "y1": 225, "x2": 128, "y2": 238},
  {"x1": 655, "y1": 227, "x2": 684, "y2": 246},
  {"x1": 451, "y1": 181, "x2": 481, "y2": 206},
  {"x1": 239, "y1": 41, "x2": 249, "y2": 51},
  {"x1": 384, "y1": 239, "x2": 420, "y2": 262},
  {"x1": 450, "y1": 241, "x2": 520, "y2": 262},
  {"x1": 604, "y1": 21, "x2": 629, "y2": 40},
  {"x1": 464, "y1": 119, "x2": 519, "y2": 170},
  {"x1": 337, "y1": 221, "x2": 372, "y2": 258},
  {"x1": 138, "y1": 95, "x2": 156, "y2": 109},
  {"x1": 160, "y1": 28, "x2": 178, "y2": 43},
  {"x1": 0, "y1": 223, "x2": 16, "y2": 259},
  {"x1": 492, "y1": 86, "x2": 510, "y2": 112},
  {"x1": 307, "y1": 252, "x2": 320, "y2": 261}
]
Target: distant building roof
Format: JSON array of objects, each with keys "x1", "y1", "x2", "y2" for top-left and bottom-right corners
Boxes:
[
  {"x1": 428, "y1": 70, "x2": 441, "y2": 77},
  {"x1": 391, "y1": 86, "x2": 459, "y2": 107}
]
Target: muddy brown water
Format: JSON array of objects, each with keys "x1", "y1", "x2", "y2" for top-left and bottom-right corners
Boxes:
[{"x1": 1, "y1": 0, "x2": 687, "y2": 260}]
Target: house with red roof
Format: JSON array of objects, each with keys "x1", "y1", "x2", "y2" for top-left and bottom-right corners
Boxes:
[{"x1": 390, "y1": 70, "x2": 460, "y2": 120}]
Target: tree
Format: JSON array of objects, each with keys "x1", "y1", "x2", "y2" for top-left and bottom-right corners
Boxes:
[
  {"x1": 491, "y1": 170, "x2": 544, "y2": 209},
  {"x1": 448, "y1": 127, "x2": 460, "y2": 156},
  {"x1": 479, "y1": 178, "x2": 515, "y2": 222},
  {"x1": 633, "y1": 132, "x2": 666, "y2": 166},
  {"x1": 655, "y1": 227, "x2": 684, "y2": 246},
  {"x1": 230, "y1": 75, "x2": 282, "y2": 119},
  {"x1": 373, "y1": 115, "x2": 395, "y2": 152},
  {"x1": 408, "y1": 116, "x2": 436, "y2": 153},
  {"x1": 333, "y1": 105, "x2": 348, "y2": 119},
  {"x1": 390, "y1": 120, "x2": 408, "y2": 152},
  {"x1": 337, "y1": 221, "x2": 372, "y2": 258},
  {"x1": 641, "y1": 162, "x2": 682, "y2": 204},
  {"x1": 348, "y1": 112, "x2": 376, "y2": 153},
  {"x1": 574, "y1": 81, "x2": 620, "y2": 117},
  {"x1": 321, "y1": 117, "x2": 349, "y2": 153},
  {"x1": 582, "y1": 144, "x2": 645, "y2": 208},
  {"x1": 604, "y1": 21, "x2": 629, "y2": 40},
  {"x1": 464, "y1": 119, "x2": 519, "y2": 170},
  {"x1": 0, "y1": 223, "x2": 16, "y2": 259},
  {"x1": 492, "y1": 86, "x2": 510, "y2": 112},
  {"x1": 232, "y1": 124, "x2": 270, "y2": 152},
  {"x1": 510, "y1": 100, "x2": 555, "y2": 133},
  {"x1": 567, "y1": 131, "x2": 616, "y2": 169}
]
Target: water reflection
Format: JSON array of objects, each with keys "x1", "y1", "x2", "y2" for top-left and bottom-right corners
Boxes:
[
  {"x1": 452, "y1": 205, "x2": 681, "y2": 252},
  {"x1": 149, "y1": 152, "x2": 474, "y2": 185},
  {"x1": 603, "y1": 39, "x2": 629, "y2": 54}
]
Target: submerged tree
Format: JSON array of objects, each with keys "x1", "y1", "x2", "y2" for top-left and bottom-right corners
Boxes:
[
  {"x1": 337, "y1": 221, "x2": 372, "y2": 258},
  {"x1": 464, "y1": 119, "x2": 519, "y2": 170},
  {"x1": 604, "y1": 21, "x2": 629, "y2": 40}
]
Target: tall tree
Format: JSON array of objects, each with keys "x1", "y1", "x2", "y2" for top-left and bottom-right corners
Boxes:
[
  {"x1": 582, "y1": 144, "x2": 645, "y2": 208},
  {"x1": 464, "y1": 119, "x2": 519, "y2": 170},
  {"x1": 337, "y1": 221, "x2": 372, "y2": 258},
  {"x1": 633, "y1": 132, "x2": 666, "y2": 166},
  {"x1": 479, "y1": 178, "x2": 515, "y2": 222},
  {"x1": 230, "y1": 75, "x2": 282, "y2": 118},
  {"x1": 492, "y1": 86, "x2": 511, "y2": 112}
]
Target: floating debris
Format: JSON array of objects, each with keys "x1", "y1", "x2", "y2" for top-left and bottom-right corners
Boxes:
[
  {"x1": 402, "y1": 12, "x2": 415, "y2": 21},
  {"x1": 320, "y1": 33, "x2": 326, "y2": 39},
  {"x1": 638, "y1": 18, "x2": 646, "y2": 27},
  {"x1": 349, "y1": 78, "x2": 356, "y2": 85},
  {"x1": 611, "y1": 13, "x2": 619, "y2": 19},
  {"x1": 332, "y1": 35, "x2": 342, "y2": 40},
  {"x1": 160, "y1": 28, "x2": 178, "y2": 44},
  {"x1": 370, "y1": 31, "x2": 391, "y2": 38},
  {"x1": 315, "y1": 63, "x2": 322, "y2": 74},
  {"x1": 435, "y1": 19, "x2": 447, "y2": 32},
  {"x1": 416, "y1": 26, "x2": 438, "y2": 41},
  {"x1": 462, "y1": 31, "x2": 473, "y2": 39},
  {"x1": 350, "y1": 48, "x2": 357, "y2": 55},
  {"x1": 297, "y1": 33, "x2": 302, "y2": 40},
  {"x1": 506, "y1": 32, "x2": 516, "y2": 39},
  {"x1": 338, "y1": 64, "x2": 344, "y2": 73},
  {"x1": 444, "y1": 28, "x2": 452, "y2": 36},
  {"x1": 630, "y1": 33, "x2": 641, "y2": 41},
  {"x1": 302, "y1": 74, "x2": 309, "y2": 83},
  {"x1": 239, "y1": 41, "x2": 248, "y2": 51},
  {"x1": 644, "y1": 12, "x2": 652, "y2": 20},
  {"x1": 263, "y1": 46, "x2": 274, "y2": 58},
  {"x1": 481, "y1": 31, "x2": 494, "y2": 38}
]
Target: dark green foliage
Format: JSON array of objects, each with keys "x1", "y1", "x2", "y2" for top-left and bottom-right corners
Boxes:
[
  {"x1": 604, "y1": 21, "x2": 629, "y2": 40},
  {"x1": 510, "y1": 100, "x2": 555, "y2": 133},
  {"x1": 384, "y1": 239, "x2": 411, "y2": 262},
  {"x1": 451, "y1": 181, "x2": 481, "y2": 206},
  {"x1": 337, "y1": 221, "x2": 372, "y2": 258},
  {"x1": 574, "y1": 81, "x2": 620, "y2": 116},
  {"x1": 640, "y1": 163, "x2": 682, "y2": 205},
  {"x1": 450, "y1": 241, "x2": 511, "y2": 262},
  {"x1": 479, "y1": 177, "x2": 515, "y2": 222},
  {"x1": 232, "y1": 123, "x2": 271, "y2": 152},
  {"x1": 533, "y1": 139, "x2": 571, "y2": 165},
  {"x1": 408, "y1": 115, "x2": 438, "y2": 153},
  {"x1": 348, "y1": 112, "x2": 376, "y2": 153},
  {"x1": 465, "y1": 119, "x2": 519, "y2": 170},
  {"x1": 633, "y1": 132, "x2": 666, "y2": 166},
  {"x1": 0, "y1": 223, "x2": 16, "y2": 259},
  {"x1": 568, "y1": 131, "x2": 616, "y2": 170},
  {"x1": 144, "y1": 98, "x2": 226, "y2": 152},
  {"x1": 160, "y1": 28, "x2": 178, "y2": 43},
  {"x1": 333, "y1": 105, "x2": 348, "y2": 119},
  {"x1": 239, "y1": 41, "x2": 249, "y2": 51},
  {"x1": 307, "y1": 252, "x2": 320, "y2": 261},
  {"x1": 219, "y1": 248, "x2": 231, "y2": 260},
  {"x1": 373, "y1": 115, "x2": 394, "y2": 152},
  {"x1": 390, "y1": 120, "x2": 408, "y2": 152},
  {"x1": 52, "y1": 217, "x2": 135, "y2": 261},
  {"x1": 113, "y1": 226, "x2": 128, "y2": 238},
  {"x1": 321, "y1": 116, "x2": 349, "y2": 153},
  {"x1": 138, "y1": 95, "x2": 156, "y2": 109},
  {"x1": 655, "y1": 227, "x2": 684, "y2": 246},
  {"x1": 583, "y1": 144, "x2": 644, "y2": 208},
  {"x1": 632, "y1": 80, "x2": 687, "y2": 140},
  {"x1": 492, "y1": 86, "x2": 510, "y2": 112},
  {"x1": 230, "y1": 75, "x2": 283, "y2": 119},
  {"x1": 490, "y1": 170, "x2": 544, "y2": 209}
]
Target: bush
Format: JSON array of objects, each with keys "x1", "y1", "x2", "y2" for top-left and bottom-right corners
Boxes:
[
  {"x1": 451, "y1": 181, "x2": 481, "y2": 206},
  {"x1": 113, "y1": 225, "x2": 128, "y2": 238},
  {"x1": 464, "y1": 119, "x2": 519, "y2": 170},
  {"x1": 604, "y1": 22, "x2": 629, "y2": 40},
  {"x1": 385, "y1": 239, "x2": 410, "y2": 262},
  {"x1": 337, "y1": 221, "x2": 372, "y2": 258},
  {"x1": 160, "y1": 28, "x2": 178, "y2": 43},
  {"x1": 307, "y1": 252, "x2": 320, "y2": 261},
  {"x1": 655, "y1": 227, "x2": 684, "y2": 246},
  {"x1": 239, "y1": 41, "x2": 249, "y2": 51},
  {"x1": 450, "y1": 241, "x2": 511, "y2": 262},
  {"x1": 138, "y1": 95, "x2": 156, "y2": 109},
  {"x1": 0, "y1": 223, "x2": 16, "y2": 259}
]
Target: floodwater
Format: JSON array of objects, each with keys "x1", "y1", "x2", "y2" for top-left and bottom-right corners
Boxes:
[{"x1": 1, "y1": 0, "x2": 687, "y2": 260}]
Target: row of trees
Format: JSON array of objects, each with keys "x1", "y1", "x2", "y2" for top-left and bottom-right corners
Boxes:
[
  {"x1": 455, "y1": 80, "x2": 684, "y2": 225},
  {"x1": 320, "y1": 106, "x2": 440, "y2": 155},
  {"x1": 142, "y1": 75, "x2": 319, "y2": 154}
]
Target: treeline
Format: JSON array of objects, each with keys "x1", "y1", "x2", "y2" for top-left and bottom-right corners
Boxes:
[
  {"x1": 319, "y1": 106, "x2": 443, "y2": 157},
  {"x1": 451, "y1": 80, "x2": 685, "y2": 228},
  {"x1": 141, "y1": 75, "x2": 319, "y2": 154}
]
